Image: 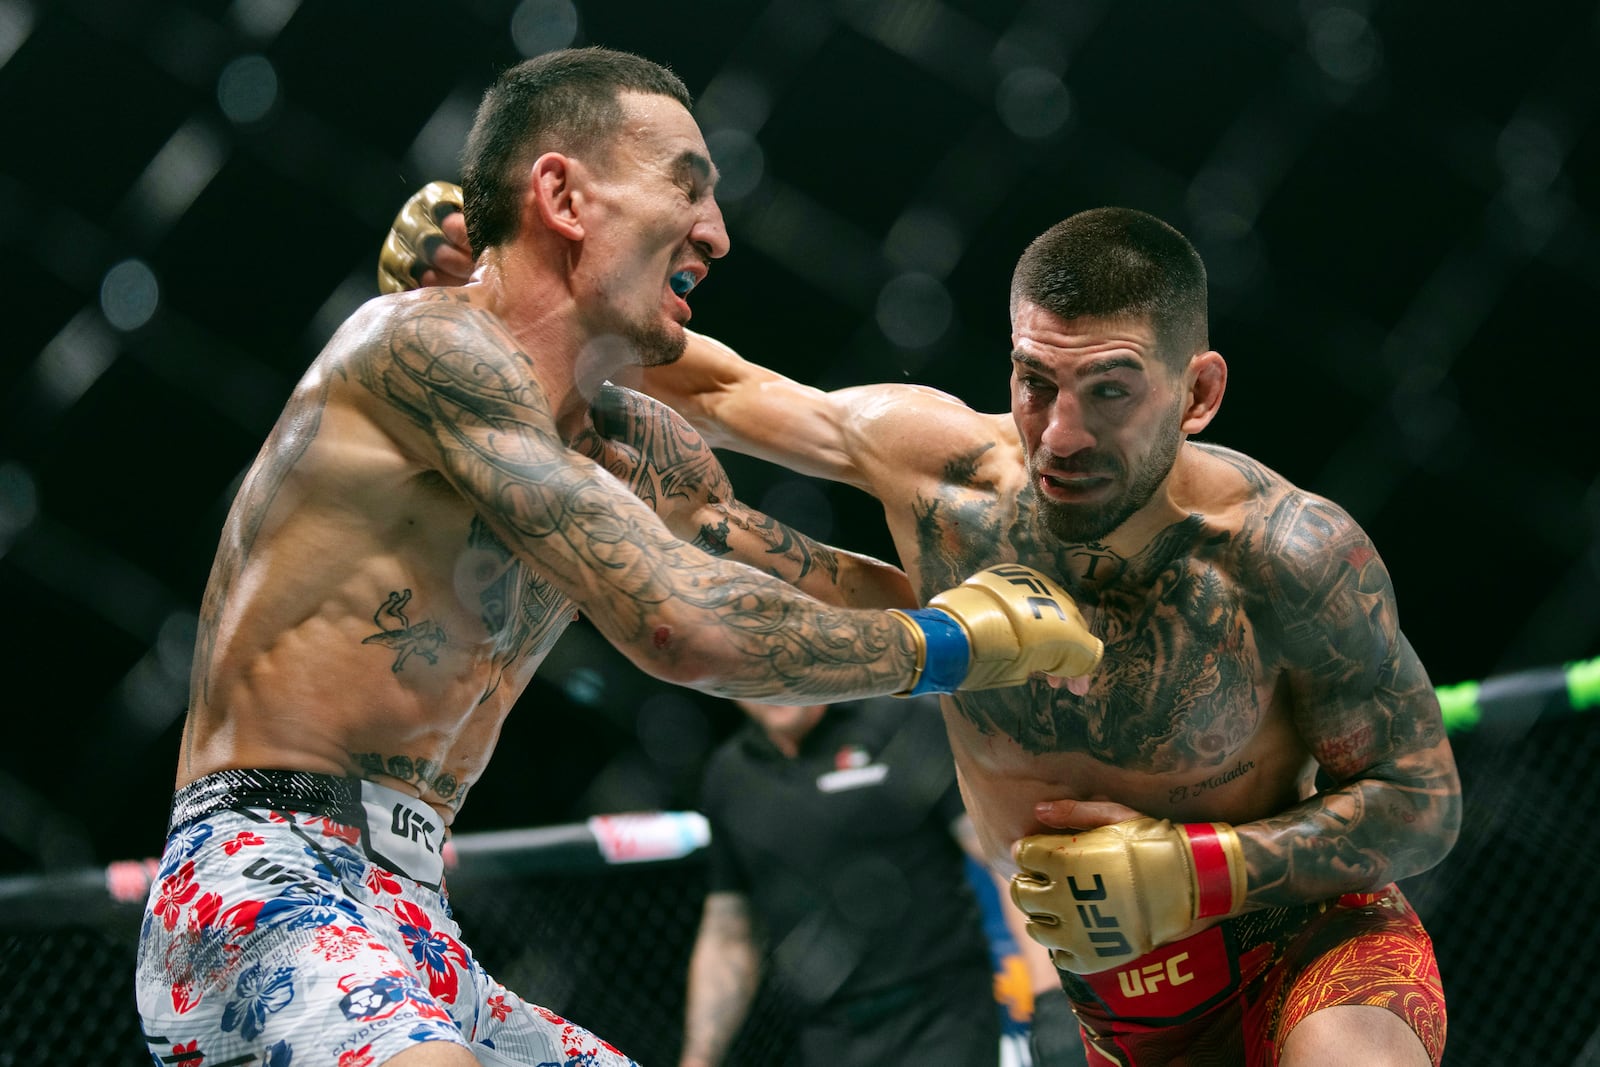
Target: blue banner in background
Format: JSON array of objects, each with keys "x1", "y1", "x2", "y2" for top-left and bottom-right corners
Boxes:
[{"x1": 965, "y1": 855, "x2": 1035, "y2": 1065}]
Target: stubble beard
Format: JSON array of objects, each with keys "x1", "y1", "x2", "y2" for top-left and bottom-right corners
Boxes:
[
  {"x1": 625, "y1": 316, "x2": 687, "y2": 367},
  {"x1": 1030, "y1": 414, "x2": 1183, "y2": 545}
]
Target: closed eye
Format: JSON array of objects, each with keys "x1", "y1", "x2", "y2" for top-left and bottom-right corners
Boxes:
[
  {"x1": 1017, "y1": 375, "x2": 1055, "y2": 399},
  {"x1": 674, "y1": 151, "x2": 717, "y2": 203}
]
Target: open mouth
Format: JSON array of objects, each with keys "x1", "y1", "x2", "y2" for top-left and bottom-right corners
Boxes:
[
  {"x1": 669, "y1": 270, "x2": 698, "y2": 297},
  {"x1": 1039, "y1": 471, "x2": 1113, "y2": 499}
]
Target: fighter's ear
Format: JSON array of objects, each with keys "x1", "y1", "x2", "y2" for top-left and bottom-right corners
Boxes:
[
  {"x1": 1180, "y1": 350, "x2": 1226, "y2": 435},
  {"x1": 527, "y1": 152, "x2": 586, "y2": 241}
]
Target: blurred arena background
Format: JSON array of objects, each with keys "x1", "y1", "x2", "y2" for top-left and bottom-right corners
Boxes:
[{"x1": 1, "y1": 0, "x2": 1598, "y2": 1062}]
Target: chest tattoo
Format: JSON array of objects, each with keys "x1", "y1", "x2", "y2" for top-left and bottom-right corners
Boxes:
[
  {"x1": 914, "y1": 465, "x2": 1263, "y2": 770},
  {"x1": 463, "y1": 516, "x2": 572, "y2": 698}
]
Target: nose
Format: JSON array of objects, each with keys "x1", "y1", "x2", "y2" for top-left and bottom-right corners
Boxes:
[
  {"x1": 694, "y1": 196, "x2": 731, "y2": 260},
  {"x1": 1040, "y1": 395, "x2": 1096, "y2": 458}
]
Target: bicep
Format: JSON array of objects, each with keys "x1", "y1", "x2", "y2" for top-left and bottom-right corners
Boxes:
[
  {"x1": 637, "y1": 330, "x2": 921, "y2": 491},
  {"x1": 1268, "y1": 500, "x2": 1446, "y2": 783}
]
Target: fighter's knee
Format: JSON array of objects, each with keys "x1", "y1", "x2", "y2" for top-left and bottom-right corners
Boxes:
[{"x1": 1279, "y1": 1005, "x2": 1434, "y2": 1067}]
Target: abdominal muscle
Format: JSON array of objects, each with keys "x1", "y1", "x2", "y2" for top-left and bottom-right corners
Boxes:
[
  {"x1": 182, "y1": 611, "x2": 553, "y2": 829},
  {"x1": 180, "y1": 507, "x2": 568, "y2": 829},
  {"x1": 944, "y1": 703, "x2": 1311, "y2": 877}
]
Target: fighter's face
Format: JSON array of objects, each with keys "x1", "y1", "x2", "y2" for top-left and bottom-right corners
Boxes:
[
  {"x1": 578, "y1": 92, "x2": 730, "y2": 366},
  {"x1": 1009, "y1": 304, "x2": 1186, "y2": 544}
]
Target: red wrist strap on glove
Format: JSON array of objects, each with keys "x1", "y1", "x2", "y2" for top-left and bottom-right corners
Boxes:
[{"x1": 1182, "y1": 822, "x2": 1246, "y2": 919}]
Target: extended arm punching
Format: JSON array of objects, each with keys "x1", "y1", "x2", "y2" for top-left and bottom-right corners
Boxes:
[
  {"x1": 373, "y1": 208, "x2": 1100, "y2": 701},
  {"x1": 580, "y1": 382, "x2": 915, "y2": 610}
]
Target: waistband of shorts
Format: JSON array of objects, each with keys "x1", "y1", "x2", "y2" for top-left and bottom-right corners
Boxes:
[
  {"x1": 168, "y1": 768, "x2": 365, "y2": 831},
  {"x1": 167, "y1": 769, "x2": 448, "y2": 888}
]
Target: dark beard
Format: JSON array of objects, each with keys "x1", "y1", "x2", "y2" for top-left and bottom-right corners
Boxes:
[{"x1": 1030, "y1": 417, "x2": 1182, "y2": 544}]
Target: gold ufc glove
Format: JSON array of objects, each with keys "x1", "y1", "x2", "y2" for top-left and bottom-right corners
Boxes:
[
  {"x1": 377, "y1": 180, "x2": 464, "y2": 294},
  {"x1": 887, "y1": 563, "x2": 1101, "y2": 694},
  {"x1": 1010, "y1": 817, "x2": 1247, "y2": 974}
]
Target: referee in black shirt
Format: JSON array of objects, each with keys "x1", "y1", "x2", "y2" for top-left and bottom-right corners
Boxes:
[{"x1": 678, "y1": 695, "x2": 1004, "y2": 1067}]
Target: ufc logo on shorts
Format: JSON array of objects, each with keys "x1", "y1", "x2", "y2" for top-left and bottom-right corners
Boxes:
[
  {"x1": 390, "y1": 804, "x2": 437, "y2": 853},
  {"x1": 1068, "y1": 873, "x2": 1133, "y2": 958},
  {"x1": 1116, "y1": 952, "x2": 1194, "y2": 998},
  {"x1": 988, "y1": 564, "x2": 1069, "y2": 621}
]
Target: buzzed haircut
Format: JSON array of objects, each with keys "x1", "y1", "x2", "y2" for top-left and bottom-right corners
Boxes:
[
  {"x1": 1010, "y1": 207, "x2": 1210, "y2": 369},
  {"x1": 461, "y1": 46, "x2": 693, "y2": 253}
]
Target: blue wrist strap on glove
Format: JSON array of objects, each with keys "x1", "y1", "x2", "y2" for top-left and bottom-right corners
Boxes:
[{"x1": 899, "y1": 608, "x2": 971, "y2": 695}]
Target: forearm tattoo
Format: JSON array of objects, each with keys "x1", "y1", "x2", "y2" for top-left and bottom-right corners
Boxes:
[
  {"x1": 685, "y1": 897, "x2": 759, "y2": 1061},
  {"x1": 581, "y1": 383, "x2": 843, "y2": 584},
  {"x1": 1239, "y1": 483, "x2": 1459, "y2": 903},
  {"x1": 358, "y1": 294, "x2": 908, "y2": 698}
]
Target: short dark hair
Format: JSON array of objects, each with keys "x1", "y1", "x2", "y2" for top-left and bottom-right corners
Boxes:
[
  {"x1": 460, "y1": 47, "x2": 693, "y2": 253},
  {"x1": 1010, "y1": 207, "x2": 1209, "y2": 368}
]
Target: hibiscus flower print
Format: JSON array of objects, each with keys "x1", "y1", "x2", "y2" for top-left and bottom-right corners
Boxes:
[
  {"x1": 391, "y1": 899, "x2": 468, "y2": 1003},
  {"x1": 159, "y1": 823, "x2": 214, "y2": 877},
  {"x1": 255, "y1": 883, "x2": 365, "y2": 932},
  {"x1": 337, "y1": 1043, "x2": 375, "y2": 1067},
  {"x1": 188, "y1": 892, "x2": 224, "y2": 931},
  {"x1": 304, "y1": 815, "x2": 360, "y2": 846},
  {"x1": 154, "y1": 861, "x2": 200, "y2": 931},
  {"x1": 310, "y1": 842, "x2": 369, "y2": 886},
  {"x1": 220, "y1": 961, "x2": 295, "y2": 1042},
  {"x1": 530, "y1": 1004, "x2": 565, "y2": 1026},
  {"x1": 365, "y1": 866, "x2": 403, "y2": 898},
  {"x1": 222, "y1": 831, "x2": 266, "y2": 856},
  {"x1": 170, "y1": 976, "x2": 199, "y2": 1015}
]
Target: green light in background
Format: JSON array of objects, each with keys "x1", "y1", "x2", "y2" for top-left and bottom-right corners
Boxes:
[
  {"x1": 1566, "y1": 656, "x2": 1600, "y2": 712},
  {"x1": 1435, "y1": 680, "x2": 1481, "y2": 734}
]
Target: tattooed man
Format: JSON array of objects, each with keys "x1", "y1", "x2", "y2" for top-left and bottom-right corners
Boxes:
[
  {"x1": 394, "y1": 193, "x2": 1460, "y2": 1064},
  {"x1": 639, "y1": 209, "x2": 1462, "y2": 1067},
  {"x1": 134, "y1": 49, "x2": 1102, "y2": 1067}
]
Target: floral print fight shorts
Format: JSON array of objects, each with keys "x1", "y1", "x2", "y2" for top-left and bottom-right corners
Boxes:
[{"x1": 135, "y1": 769, "x2": 638, "y2": 1067}]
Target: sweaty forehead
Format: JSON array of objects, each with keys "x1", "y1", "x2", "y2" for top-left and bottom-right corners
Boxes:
[{"x1": 615, "y1": 92, "x2": 716, "y2": 173}]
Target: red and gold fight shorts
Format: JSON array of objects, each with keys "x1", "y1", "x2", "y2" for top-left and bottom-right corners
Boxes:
[{"x1": 1056, "y1": 885, "x2": 1445, "y2": 1066}]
